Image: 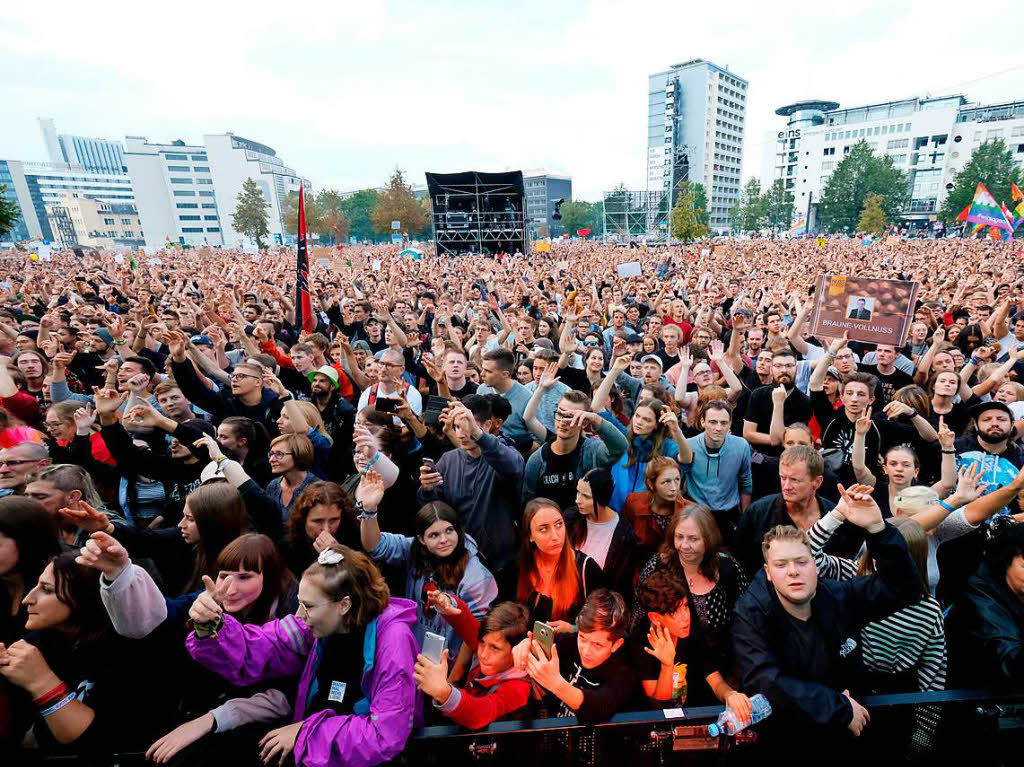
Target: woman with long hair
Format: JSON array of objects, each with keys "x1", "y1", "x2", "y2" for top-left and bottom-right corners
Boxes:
[
  {"x1": 633, "y1": 505, "x2": 747, "y2": 669},
  {"x1": 608, "y1": 398, "x2": 682, "y2": 511},
  {"x1": 358, "y1": 471, "x2": 496, "y2": 653},
  {"x1": 0, "y1": 553, "x2": 178, "y2": 756},
  {"x1": 0, "y1": 497, "x2": 60, "y2": 643},
  {"x1": 77, "y1": 531, "x2": 300, "y2": 764},
  {"x1": 622, "y1": 456, "x2": 694, "y2": 552},
  {"x1": 185, "y1": 543, "x2": 420, "y2": 767},
  {"x1": 927, "y1": 370, "x2": 976, "y2": 437},
  {"x1": 516, "y1": 498, "x2": 602, "y2": 631},
  {"x1": 281, "y1": 481, "x2": 359, "y2": 577},
  {"x1": 564, "y1": 467, "x2": 641, "y2": 596},
  {"x1": 276, "y1": 400, "x2": 332, "y2": 478}
]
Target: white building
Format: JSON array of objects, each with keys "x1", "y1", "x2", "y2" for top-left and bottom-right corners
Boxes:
[
  {"x1": 39, "y1": 118, "x2": 127, "y2": 176},
  {"x1": 124, "y1": 137, "x2": 223, "y2": 248},
  {"x1": 763, "y1": 96, "x2": 1024, "y2": 230},
  {"x1": 647, "y1": 59, "x2": 747, "y2": 234},
  {"x1": 203, "y1": 134, "x2": 310, "y2": 247}
]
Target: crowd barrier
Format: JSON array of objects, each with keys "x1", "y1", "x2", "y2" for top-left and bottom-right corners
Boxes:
[{"x1": 21, "y1": 689, "x2": 1024, "y2": 766}]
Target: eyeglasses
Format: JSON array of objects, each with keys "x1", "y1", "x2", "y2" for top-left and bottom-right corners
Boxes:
[
  {"x1": 379, "y1": 361, "x2": 404, "y2": 369},
  {"x1": 0, "y1": 458, "x2": 39, "y2": 466},
  {"x1": 268, "y1": 451, "x2": 293, "y2": 459},
  {"x1": 230, "y1": 373, "x2": 261, "y2": 381}
]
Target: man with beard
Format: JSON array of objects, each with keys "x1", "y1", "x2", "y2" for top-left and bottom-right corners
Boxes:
[
  {"x1": 956, "y1": 400, "x2": 1024, "y2": 497},
  {"x1": 732, "y1": 489, "x2": 919, "y2": 759},
  {"x1": 307, "y1": 365, "x2": 355, "y2": 476}
]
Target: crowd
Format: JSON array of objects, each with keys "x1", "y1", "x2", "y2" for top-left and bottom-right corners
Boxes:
[{"x1": 0, "y1": 235, "x2": 1023, "y2": 765}]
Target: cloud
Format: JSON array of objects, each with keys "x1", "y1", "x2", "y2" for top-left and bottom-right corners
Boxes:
[{"x1": 2, "y1": 0, "x2": 1022, "y2": 202}]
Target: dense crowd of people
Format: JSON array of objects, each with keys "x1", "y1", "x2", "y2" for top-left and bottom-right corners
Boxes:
[{"x1": 0, "y1": 235, "x2": 1023, "y2": 765}]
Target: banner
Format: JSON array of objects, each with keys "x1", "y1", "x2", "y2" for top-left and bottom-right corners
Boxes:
[{"x1": 808, "y1": 274, "x2": 919, "y2": 346}]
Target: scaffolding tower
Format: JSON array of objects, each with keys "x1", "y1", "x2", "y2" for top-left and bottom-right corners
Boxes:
[{"x1": 601, "y1": 189, "x2": 670, "y2": 243}]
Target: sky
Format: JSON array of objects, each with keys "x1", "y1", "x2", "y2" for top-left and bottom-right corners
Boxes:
[{"x1": 3, "y1": 1, "x2": 1024, "y2": 201}]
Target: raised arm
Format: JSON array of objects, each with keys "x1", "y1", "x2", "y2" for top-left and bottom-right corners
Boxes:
[
  {"x1": 787, "y1": 300, "x2": 813, "y2": 356},
  {"x1": 709, "y1": 340, "x2": 743, "y2": 402},
  {"x1": 851, "y1": 409, "x2": 876, "y2": 485},
  {"x1": 523, "y1": 367, "x2": 557, "y2": 443},
  {"x1": 810, "y1": 334, "x2": 846, "y2": 393}
]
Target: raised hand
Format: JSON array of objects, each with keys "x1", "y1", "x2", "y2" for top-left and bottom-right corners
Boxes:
[
  {"x1": 937, "y1": 415, "x2": 954, "y2": 451},
  {"x1": 854, "y1": 406, "x2": 872, "y2": 436},
  {"x1": 193, "y1": 434, "x2": 225, "y2": 462},
  {"x1": 708, "y1": 339, "x2": 725, "y2": 362},
  {"x1": 73, "y1": 403, "x2": 96, "y2": 433},
  {"x1": 425, "y1": 589, "x2": 461, "y2": 617},
  {"x1": 951, "y1": 461, "x2": 988, "y2": 505},
  {"x1": 835, "y1": 484, "x2": 884, "y2": 533},
  {"x1": 76, "y1": 530, "x2": 130, "y2": 580},
  {"x1": 312, "y1": 529, "x2": 338, "y2": 553},
  {"x1": 355, "y1": 469, "x2": 386, "y2": 509},
  {"x1": 644, "y1": 618, "x2": 677, "y2": 668},
  {"x1": 188, "y1": 575, "x2": 224, "y2": 626},
  {"x1": 771, "y1": 384, "x2": 787, "y2": 407},
  {"x1": 827, "y1": 332, "x2": 849, "y2": 356},
  {"x1": 538, "y1": 362, "x2": 560, "y2": 390},
  {"x1": 58, "y1": 500, "x2": 113, "y2": 534}
]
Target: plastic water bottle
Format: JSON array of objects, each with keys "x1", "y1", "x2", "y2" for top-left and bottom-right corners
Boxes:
[{"x1": 707, "y1": 694, "x2": 771, "y2": 737}]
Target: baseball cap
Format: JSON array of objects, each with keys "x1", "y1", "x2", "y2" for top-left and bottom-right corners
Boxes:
[
  {"x1": 190, "y1": 334, "x2": 214, "y2": 347},
  {"x1": 352, "y1": 340, "x2": 371, "y2": 352},
  {"x1": 308, "y1": 365, "x2": 340, "y2": 389},
  {"x1": 625, "y1": 333, "x2": 644, "y2": 344},
  {"x1": 531, "y1": 338, "x2": 555, "y2": 352},
  {"x1": 969, "y1": 400, "x2": 1014, "y2": 421},
  {"x1": 641, "y1": 354, "x2": 664, "y2": 369}
]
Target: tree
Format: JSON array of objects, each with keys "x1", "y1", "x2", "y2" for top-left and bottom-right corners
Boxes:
[
  {"x1": 939, "y1": 139, "x2": 1023, "y2": 223},
  {"x1": 317, "y1": 189, "x2": 350, "y2": 245},
  {"x1": 817, "y1": 140, "x2": 907, "y2": 233},
  {"x1": 669, "y1": 182, "x2": 710, "y2": 242},
  {"x1": 370, "y1": 169, "x2": 427, "y2": 236},
  {"x1": 232, "y1": 178, "x2": 271, "y2": 248},
  {"x1": 0, "y1": 186, "x2": 20, "y2": 239},
  {"x1": 340, "y1": 189, "x2": 381, "y2": 243},
  {"x1": 858, "y1": 194, "x2": 888, "y2": 234},
  {"x1": 763, "y1": 179, "x2": 796, "y2": 233},
  {"x1": 731, "y1": 178, "x2": 767, "y2": 233},
  {"x1": 559, "y1": 200, "x2": 595, "y2": 235}
]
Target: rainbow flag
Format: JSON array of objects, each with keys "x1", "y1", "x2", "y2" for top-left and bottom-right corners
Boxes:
[
  {"x1": 965, "y1": 182, "x2": 1012, "y2": 232},
  {"x1": 1012, "y1": 182, "x2": 1024, "y2": 230},
  {"x1": 788, "y1": 218, "x2": 807, "y2": 235}
]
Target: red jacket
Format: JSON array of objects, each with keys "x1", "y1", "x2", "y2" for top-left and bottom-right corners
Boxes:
[{"x1": 436, "y1": 595, "x2": 531, "y2": 729}]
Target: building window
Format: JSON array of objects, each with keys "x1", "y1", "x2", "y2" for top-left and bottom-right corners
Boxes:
[
  {"x1": 167, "y1": 165, "x2": 190, "y2": 172},
  {"x1": 194, "y1": 166, "x2": 210, "y2": 173},
  {"x1": 203, "y1": 215, "x2": 218, "y2": 221},
  {"x1": 174, "y1": 191, "x2": 196, "y2": 197},
  {"x1": 120, "y1": 218, "x2": 132, "y2": 225},
  {"x1": 176, "y1": 203, "x2": 198, "y2": 209},
  {"x1": 171, "y1": 178, "x2": 193, "y2": 184},
  {"x1": 199, "y1": 191, "x2": 215, "y2": 197},
  {"x1": 165, "y1": 153, "x2": 188, "y2": 160},
  {"x1": 103, "y1": 217, "x2": 115, "y2": 225},
  {"x1": 196, "y1": 179, "x2": 213, "y2": 185},
  {"x1": 190, "y1": 154, "x2": 207, "y2": 161},
  {"x1": 206, "y1": 227, "x2": 220, "y2": 233},
  {"x1": 179, "y1": 215, "x2": 201, "y2": 221},
  {"x1": 181, "y1": 227, "x2": 203, "y2": 233},
  {"x1": 201, "y1": 203, "x2": 216, "y2": 209}
]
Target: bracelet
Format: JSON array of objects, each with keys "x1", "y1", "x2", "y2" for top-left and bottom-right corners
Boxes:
[
  {"x1": 938, "y1": 500, "x2": 957, "y2": 512},
  {"x1": 40, "y1": 692, "x2": 76, "y2": 717},
  {"x1": 355, "y1": 500, "x2": 378, "y2": 521},
  {"x1": 941, "y1": 449, "x2": 956, "y2": 455},
  {"x1": 112, "y1": 339, "x2": 127, "y2": 346},
  {"x1": 364, "y1": 451, "x2": 382, "y2": 472},
  {"x1": 214, "y1": 456, "x2": 228, "y2": 466},
  {"x1": 33, "y1": 682, "x2": 68, "y2": 708}
]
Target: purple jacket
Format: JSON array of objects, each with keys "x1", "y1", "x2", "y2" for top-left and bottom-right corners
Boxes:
[{"x1": 187, "y1": 598, "x2": 421, "y2": 767}]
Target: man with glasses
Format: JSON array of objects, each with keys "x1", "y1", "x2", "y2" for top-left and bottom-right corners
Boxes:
[
  {"x1": 357, "y1": 348, "x2": 422, "y2": 416},
  {"x1": 0, "y1": 443, "x2": 50, "y2": 497},
  {"x1": 168, "y1": 330, "x2": 283, "y2": 430}
]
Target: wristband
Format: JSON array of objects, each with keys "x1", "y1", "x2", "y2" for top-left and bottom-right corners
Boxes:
[
  {"x1": 941, "y1": 449, "x2": 956, "y2": 455},
  {"x1": 33, "y1": 682, "x2": 68, "y2": 708},
  {"x1": 112, "y1": 339, "x2": 127, "y2": 346},
  {"x1": 40, "y1": 692, "x2": 76, "y2": 717},
  {"x1": 214, "y1": 456, "x2": 228, "y2": 467},
  {"x1": 190, "y1": 615, "x2": 224, "y2": 639},
  {"x1": 355, "y1": 500, "x2": 378, "y2": 521},
  {"x1": 938, "y1": 500, "x2": 957, "y2": 512},
  {"x1": 364, "y1": 451, "x2": 382, "y2": 472}
]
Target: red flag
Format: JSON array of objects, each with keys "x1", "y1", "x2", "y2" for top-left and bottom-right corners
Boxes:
[
  {"x1": 576, "y1": 227, "x2": 591, "y2": 237},
  {"x1": 1013, "y1": 182, "x2": 1023, "y2": 203},
  {"x1": 955, "y1": 203, "x2": 970, "y2": 222},
  {"x1": 296, "y1": 186, "x2": 314, "y2": 333}
]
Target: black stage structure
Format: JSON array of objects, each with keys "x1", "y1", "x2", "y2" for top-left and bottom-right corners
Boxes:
[{"x1": 425, "y1": 171, "x2": 527, "y2": 256}]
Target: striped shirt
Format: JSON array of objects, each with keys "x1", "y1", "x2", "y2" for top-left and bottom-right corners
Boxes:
[{"x1": 808, "y1": 512, "x2": 946, "y2": 751}]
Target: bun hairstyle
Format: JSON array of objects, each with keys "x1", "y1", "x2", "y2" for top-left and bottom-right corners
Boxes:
[{"x1": 304, "y1": 543, "x2": 390, "y2": 629}]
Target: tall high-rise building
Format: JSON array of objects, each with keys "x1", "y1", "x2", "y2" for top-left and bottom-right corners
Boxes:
[
  {"x1": 523, "y1": 170, "x2": 572, "y2": 238},
  {"x1": 39, "y1": 118, "x2": 127, "y2": 175},
  {"x1": 647, "y1": 59, "x2": 747, "y2": 234}
]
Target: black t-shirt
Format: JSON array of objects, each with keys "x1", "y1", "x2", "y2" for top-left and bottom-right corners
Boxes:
[
  {"x1": 928, "y1": 393, "x2": 978, "y2": 438},
  {"x1": 536, "y1": 440, "x2": 586, "y2": 510},
  {"x1": 744, "y1": 385, "x2": 812, "y2": 456},
  {"x1": 630, "y1": 619, "x2": 715, "y2": 706},
  {"x1": 811, "y1": 390, "x2": 881, "y2": 486},
  {"x1": 656, "y1": 348, "x2": 681, "y2": 370},
  {"x1": 859, "y1": 364, "x2": 913, "y2": 409},
  {"x1": 553, "y1": 633, "x2": 637, "y2": 724}
]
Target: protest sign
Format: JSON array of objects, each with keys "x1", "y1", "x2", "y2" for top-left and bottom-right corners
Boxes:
[
  {"x1": 616, "y1": 261, "x2": 642, "y2": 278},
  {"x1": 809, "y1": 274, "x2": 918, "y2": 346}
]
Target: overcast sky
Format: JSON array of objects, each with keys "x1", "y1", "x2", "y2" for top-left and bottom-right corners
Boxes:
[{"x1": 3, "y1": 1, "x2": 1023, "y2": 200}]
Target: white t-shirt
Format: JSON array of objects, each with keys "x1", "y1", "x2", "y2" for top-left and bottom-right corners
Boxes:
[{"x1": 580, "y1": 516, "x2": 619, "y2": 570}]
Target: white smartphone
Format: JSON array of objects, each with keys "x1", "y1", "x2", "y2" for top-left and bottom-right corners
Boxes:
[{"x1": 422, "y1": 631, "x2": 446, "y2": 664}]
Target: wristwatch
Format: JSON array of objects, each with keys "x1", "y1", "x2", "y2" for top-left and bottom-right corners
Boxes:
[{"x1": 355, "y1": 500, "x2": 378, "y2": 521}]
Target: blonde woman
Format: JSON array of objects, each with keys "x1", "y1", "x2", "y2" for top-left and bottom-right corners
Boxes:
[{"x1": 276, "y1": 399, "x2": 332, "y2": 478}]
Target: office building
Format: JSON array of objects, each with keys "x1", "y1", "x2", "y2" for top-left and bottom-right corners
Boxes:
[
  {"x1": 203, "y1": 133, "x2": 310, "y2": 247},
  {"x1": 0, "y1": 161, "x2": 31, "y2": 242},
  {"x1": 39, "y1": 118, "x2": 127, "y2": 175},
  {"x1": 0, "y1": 159, "x2": 135, "y2": 244},
  {"x1": 647, "y1": 59, "x2": 747, "y2": 234},
  {"x1": 45, "y1": 193, "x2": 143, "y2": 248},
  {"x1": 763, "y1": 95, "x2": 1024, "y2": 231},
  {"x1": 523, "y1": 170, "x2": 572, "y2": 238},
  {"x1": 124, "y1": 137, "x2": 223, "y2": 248}
]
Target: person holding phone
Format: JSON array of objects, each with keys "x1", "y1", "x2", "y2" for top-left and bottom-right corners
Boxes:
[
  {"x1": 414, "y1": 598, "x2": 531, "y2": 729},
  {"x1": 511, "y1": 589, "x2": 636, "y2": 724},
  {"x1": 356, "y1": 349, "x2": 422, "y2": 418}
]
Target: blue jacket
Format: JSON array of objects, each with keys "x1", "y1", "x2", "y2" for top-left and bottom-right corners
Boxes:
[{"x1": 608, "y1": 435, "x2": 678, "y2": 512}]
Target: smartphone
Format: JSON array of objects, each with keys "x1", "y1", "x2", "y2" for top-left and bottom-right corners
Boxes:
[
  {"x1": 422, "y1": 631, "x2": 446, "y2": 664},
  {"x1": 532, "y1": 621, "x2": 554, "y2": 659},
  {"x1": 422, "y1": 457, "x2": 436, "y2": 473},
  {"x1": 374, "y1": 398, "x2": 398, "y2": 413},
  {"x1": 424, "y1": 395, "x2": 450, "y2": 426}
]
